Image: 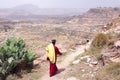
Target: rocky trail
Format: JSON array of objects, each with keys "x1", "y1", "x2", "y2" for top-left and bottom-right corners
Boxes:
[{"x1": 39, "y1": 42, "x2": 90, "y2": 80}]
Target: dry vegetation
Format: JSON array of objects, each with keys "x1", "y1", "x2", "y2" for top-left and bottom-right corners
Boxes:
[
  {"x1": 80, "y1": 16, "x2": 120, "y2": 80},
  {"x1": 95, "y1": 63, "x2": 120, "y2": 80}
]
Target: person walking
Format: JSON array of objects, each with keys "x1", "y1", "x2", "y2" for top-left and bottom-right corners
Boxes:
[{"x1": 46, "y1": 39, "x2": 62, "y2": 77}]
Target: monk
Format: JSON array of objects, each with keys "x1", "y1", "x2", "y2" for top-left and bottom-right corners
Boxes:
[{"x1": 46, "y1": 39, "x2": 62, "y2": 77}]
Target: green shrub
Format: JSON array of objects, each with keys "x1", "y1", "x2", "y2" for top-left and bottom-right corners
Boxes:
[
  {"x1": 0, "y1": 38, "x2": 37, "y2": 80},
  {"x1": 23, "y1": 49, "x2": 37, "y2": 72}
]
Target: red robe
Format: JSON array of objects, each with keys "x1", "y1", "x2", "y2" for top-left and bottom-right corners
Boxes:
[{"x1": 48, "y1": 45, "x2": 62, "y2": 77}]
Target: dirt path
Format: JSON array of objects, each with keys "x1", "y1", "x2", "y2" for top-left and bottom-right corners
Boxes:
[{"x1": 39, "y1": 42, "x2": 90, "y2": 80}]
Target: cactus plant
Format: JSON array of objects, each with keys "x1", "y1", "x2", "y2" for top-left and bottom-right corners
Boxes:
[{"x1": 0, "y1": 38, "x2": 37, "y2": 80}]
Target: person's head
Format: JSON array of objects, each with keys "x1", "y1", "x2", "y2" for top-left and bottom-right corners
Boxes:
[{"x1": 51, "y1": 39, "x2": 56, "y2": 45}]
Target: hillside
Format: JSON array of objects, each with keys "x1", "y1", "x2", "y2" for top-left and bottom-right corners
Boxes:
[
  {"x1": 0, "y1": 7, "x2": 120, "y2": 80},
  {"x1": 0, "y1": 7, "x2": 120, "y2": 55},
  {"x1": 68, "y1": 7, "x2": 120, "y2": 33}
]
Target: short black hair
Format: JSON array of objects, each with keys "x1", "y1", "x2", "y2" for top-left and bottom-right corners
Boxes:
[{"x1": 52, "y1": 39, "x2": 56, "y2": 45}]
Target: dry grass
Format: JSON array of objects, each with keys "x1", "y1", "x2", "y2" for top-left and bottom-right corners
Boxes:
[
  {"x1": 91, "y1": 33, "x2": 109, "y2": 48},
  {"x1": 95, "y1": 63, "x2": 120, "y2": 80},
  {"x1": 11, "y1": 23, "x2": 86, "y2": 57}
]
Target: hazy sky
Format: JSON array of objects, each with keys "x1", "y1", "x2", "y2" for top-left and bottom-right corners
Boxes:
[{"x1": 0, "y1": 0, "x2": 120, "y2": 9}]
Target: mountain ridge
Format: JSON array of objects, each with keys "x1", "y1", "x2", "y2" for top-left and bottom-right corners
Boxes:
[{"x1": 0, "y1": 4, "x2": 83, "y2": 19}]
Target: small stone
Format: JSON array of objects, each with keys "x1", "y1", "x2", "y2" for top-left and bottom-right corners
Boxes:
[
  {"x1": 91, "y1": 74, "x2": 94, "y2": 77},
  {"x1": 72, "y1": 59, "x2": 80, "y2": 64},
  {"x1": 90, "y1": 61, "x2": 98, "y2": 65},
  {"x1": 81, "y1": 69, "x2": 85, "y2": 72},
  {"x1": 67, "y1": 77, "x2": 78, "y2": 80},
  {"x1": 89, "y1": 71, "x2": 92, "y2": 74},
  {"x1": 114, "y1": 40, "x2": 120, "y2": 47},
  {"x1": 89, "y1": 63, "x2": 93, "y2": 67},
  {"x1": 87, "y1": 58, "x2": 91, "y2": 63},
  {"x1": 81, "y1": 55, "x2": 91, "y2": 59}
]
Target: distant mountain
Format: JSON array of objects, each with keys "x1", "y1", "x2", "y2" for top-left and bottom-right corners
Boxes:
[
  {"x1": 0, "y1": 4, "x2": 83, "y2": 20},
  {"x1": 83, "y1": 7, "x2": 120, "y2": 18},
  {"x1": 69, "y1": 7, "x2": 120, "y2": 24},
  {"x1": 13, "y1": 4, "x2": 40, "y2": 10}
]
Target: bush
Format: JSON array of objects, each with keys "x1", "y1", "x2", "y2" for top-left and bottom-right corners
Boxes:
[
  {"x1": 0, "y1": 38, "x2": 37, "y2": 80},
  {"x1": 86, "y1": 46, "x2": 103, "y2": 60},
  {"x1": 86, "y1": 33, "x2": 108, "y2": 61},
  {"x1": 91, "y1": 33, "x2": 109, "y2": 48}
]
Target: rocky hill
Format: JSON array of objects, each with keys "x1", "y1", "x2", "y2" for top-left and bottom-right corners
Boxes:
[
  {"x1": 83, "y1": 7, "x2": 120, "y2": 18},
  {"x1": 68, "y1": 7, "x2": 120, "y2": 33}
]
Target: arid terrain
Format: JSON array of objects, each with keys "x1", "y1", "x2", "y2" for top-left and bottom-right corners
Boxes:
[{"x1": 0, "y1": 6, "x2": 120, "y2": 80}]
